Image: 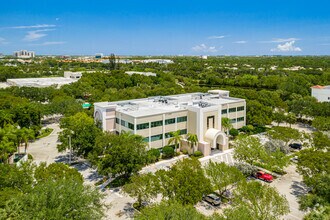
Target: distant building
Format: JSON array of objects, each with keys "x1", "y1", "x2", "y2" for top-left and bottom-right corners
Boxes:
[
  {"x1": 94, "y1": 90, "x2": 246, "y2": 155},
  {"x1": 125, "y1": 71, "x2": 157, "y2": 77},
  {"x1": 142, "y1": 59, "x2": 174, "y2": 64},
  {"x1": 201, "y1": 55, "x2": 208, "y2": 59},
  {"x1": 311, "y1": 85, "x2": 330, "y2": 102},
  {"x1": 95, "y1": 53, "x2": 104, "y2": 59},
  {"x1": 13, "y1": 50, "x2": 35, "y2": 58},
  {"x1": 6, "y1": 71, "x2": 82, "y2": 88}
]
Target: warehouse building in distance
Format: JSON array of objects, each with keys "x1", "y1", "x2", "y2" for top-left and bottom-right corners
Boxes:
[
  {"x1": 94, "y1": 90, "x2": 246, "y2": 156},
  {"x1": 6, "y1": 71, "x2": 82, "y2": 88}
]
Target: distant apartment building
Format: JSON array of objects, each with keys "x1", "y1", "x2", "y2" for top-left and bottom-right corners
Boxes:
[
  {"x1": 13, "y1": 50, "x2": 35, "y2": 58},
  {"x1": 311, "y1": 85, "x2": 330, "y2": 102},
  {"x1": 94, "y1": 90, "x2": 246, "y2": 156},
  {"x1": 125, "y1": 71, "x2": 157, "y2": 77}
]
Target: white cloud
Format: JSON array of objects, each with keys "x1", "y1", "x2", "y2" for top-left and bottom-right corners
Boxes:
[
  {"x1": 8, "y1": 24, "x2": 56, "y2": 29},
  {"x1": 192, "y1": 44, "x2": 218, "y2": 53},
  {"x1": 261, "y1": 38, "x2": 300, "y2": 43},
  {"x1": 23, "y1": 29, "x2": 55, "y2": 41},
  {"x1": 208, "y1": 35, "x2": 225, "y2": 39},
  {"x1": 0, "y1": 37, "x2": 9, "y2": 45},
  {"x1": 271, "y1": 41, "x2": 302, "y2": 52},
  {"x1": 41, "y1": 41, "x2": 66, "y2": 46},
  {"x1": 233, "y1": 40, "x2": 247, "y2": 44}
]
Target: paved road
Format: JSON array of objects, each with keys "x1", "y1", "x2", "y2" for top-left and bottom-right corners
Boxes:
[
  {"x1": 271, "y1": 164, "x2": 307, "y2": 220},
  {"x1": 27, "y1": 123, "x2": 67, "y2": 165}
]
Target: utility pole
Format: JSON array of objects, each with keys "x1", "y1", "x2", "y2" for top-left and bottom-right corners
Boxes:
[{"x1": 68, "y1": 135, "x2": 72, "y2": 165}]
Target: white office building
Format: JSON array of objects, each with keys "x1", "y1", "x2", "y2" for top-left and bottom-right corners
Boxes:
[
  {"x1": 94, "y1": 90, "x2": 246, "y2": 156},
  {"x1": 311, "y1": 85, "x2": 330, "y2": 102},
  {"x1": 13, "y1": 50, "x2": 35, "y2": 58}
]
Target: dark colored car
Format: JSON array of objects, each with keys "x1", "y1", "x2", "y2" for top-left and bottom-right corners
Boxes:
[
  {"x1": 203, "y1": 194, "x2": 221, "y2": 206},
  {"x1": 289, "y1": 143, "x2": 302, "y2": 150}
]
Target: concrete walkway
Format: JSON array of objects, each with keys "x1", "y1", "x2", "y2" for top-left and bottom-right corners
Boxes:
[{"x1": 27, "y1": 123, "x2": 67, "y2": 165}]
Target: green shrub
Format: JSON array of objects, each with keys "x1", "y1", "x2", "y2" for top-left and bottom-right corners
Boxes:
[
  {"x1": 162, "y1": 146, "x2": 175, "y2": 159},
  {"x1": 193, "y1": 151, "x2": 203, "y2": 157},
  {"x1": 147, "y1": 149, "x2": 161, "y2": 163},
  {"x1": 182, "y1": 149, "x2": 188, "y2": 155},
  {"x1": 229, "y1": 128, "x2": 239, "y2": 137},
  {"x1": 28, "y1": 154, "x2": 33, "y2": 160}
]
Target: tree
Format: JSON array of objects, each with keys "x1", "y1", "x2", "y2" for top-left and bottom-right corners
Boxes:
[
  {"x1": 312, "y1": 116, "x2": 330, "y2": 131},
  {"x1": 186, "y1": 133, "x2": 198, "y2": 154},
  {"x1": 0, "y1": 163, "x2": 105, "y2": 219},
  {"x1": 312, "y1": 131, "x2": 330, "y2": 150},
  {"x1": 122, "y1": 173, "x2": 159, "y2": 209},
  {"x1": 58, "y1": 112, "x2": 101, "y2": 157},
  {"x1": 97, "y1": 132, "x2": 148, "y2": 178},
  {"x1": 168, "y1": 130, "x2": 183, "y2": 152},
  {"x1": 233, "y1": 136, "x2": 266, "y2": 165},
  {"x1": 20, "y1": 127, "x2": 35, "y2": 153},
  {"x1": 108, "y1": 53, "x2": 117, "y2": 70},
  {"x1": 273, "y1": 111, "x2": 286, "y2": 126},
  {"x1": 285, "y1": 113, "x2": 297, "y2": 128},
  {"x1": 267, "y1": 126, "x2": 302, "y2": 145},
  {"x1": 205, "y1": 161, "x2": 244, "y2": 197},
  {"x1": 155, "y1": 158, "x2": 212, "y2": 205},
  {"x1": 221, "y1": 117, "x2": 232, "y2": 135},
  {"x1": 135, "y1": 200, "x2": 207, "y2": 220},
  {"x1": 264, "y1": 139, "x2": 290, "y2": 154},
  {"x1": 227, "y1": 181, "x2": 289, "y2": 220}
]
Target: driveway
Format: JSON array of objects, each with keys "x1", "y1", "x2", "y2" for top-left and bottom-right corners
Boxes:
[
  {"x1": 27, "y1": 123, "x2": 67, "y2": 165},
  {"x1": 270, "y1": 164, "x2": 308, "y2": 220}
]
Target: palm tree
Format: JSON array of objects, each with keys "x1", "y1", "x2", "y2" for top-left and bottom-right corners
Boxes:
[
  {"x1": 21, "y1": 128, "x2": 35, "y2": 154},
  {"x1": 168, "y1": 130, "x2": 183, "y2": 152},
  {"x1": 221, "y1": 117, "x2": 232, "y2": 135},
  {"x1": 186, "y1": 133, "x2": 198, "y2": 154}
]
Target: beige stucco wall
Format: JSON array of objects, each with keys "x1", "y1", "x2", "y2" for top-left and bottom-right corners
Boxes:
[{"x1": 187, "y1": 111, "x2": 197, "y2": 134}]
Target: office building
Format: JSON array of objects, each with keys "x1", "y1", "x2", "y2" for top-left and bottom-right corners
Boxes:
[
  {"x1": 94, "y1": 90, "x2": 246, "y2": 156},
  {"x1": 13, "y1": 50, "x2": 35, "y2": 58},
  {"x1": 311, "y1": 85, "x2": 330, "y2": 102}
]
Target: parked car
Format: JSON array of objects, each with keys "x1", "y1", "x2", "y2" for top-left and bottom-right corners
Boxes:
[
  {"x1": 203, "y1": 194, "x2": 221, "y2": 206},
  {"x1": 289, "y1": 143, "x2": 302, "y2": 150},
  {"x1": 255, "y1": 171, "x2": 273, "y2": 182},
  {"x1": 290, "y1": 156, "x2": 299, "y2": 163}
]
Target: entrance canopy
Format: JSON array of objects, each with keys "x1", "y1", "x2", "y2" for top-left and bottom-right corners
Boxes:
[{"x1": 204, "y1": 128, "x2": 227, "y2": 149}]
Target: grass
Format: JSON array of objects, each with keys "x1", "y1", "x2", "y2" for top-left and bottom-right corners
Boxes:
[{"x1": 37, "y1": 128, "x2": 54, "y2": 139}]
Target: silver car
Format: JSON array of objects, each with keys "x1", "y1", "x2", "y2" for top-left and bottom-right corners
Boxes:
[{"x1": 203, "y1": 194, "x2": 221, "y2": 206}]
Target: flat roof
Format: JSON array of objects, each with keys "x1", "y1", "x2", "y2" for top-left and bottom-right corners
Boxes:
[
  {"x1": 311, "y1": 85, "x2": 330, "y2": 90},
  {"x1": 7, "y1": 77, "x2": 79, "y2": 87},
  {"x1": 95, "y1": 91, "x2": 245, "y2": 118}
]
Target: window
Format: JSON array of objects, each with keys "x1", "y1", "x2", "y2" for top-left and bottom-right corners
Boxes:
[
  {"x1": 142, "y1": 137, "x2": 149, "y2": 143},
  {"x1": 207, "y1": 116, "x2": 215, "y2": 129},
  {"x1": 128, "y1": 122, "x2": 134, "y2": 130},
  {"x1": 121, "y1": 119, "x2": 126, "y2": 127},
  {"x1": 151, "y1": 134, "x2": 163, "y2": 142},
  {"x1": 115, "y1": 118, "x2": 120, "y2": 124},
  {"x1": 230, "y1": 118, "x2": 237, "y2": 123},
  {"x1": 137, "y1": 123, "x2": 149, "y2": 130},
  {"x1": 237, "y1": 117, "x2": 244, "y2": 122},
  {"x1": 237, "y1": 106, "x2": 245, "y2": 111},
  {"x1": 180, "y1": 129, "x2": 187, "y2": 135},
  {"x1": 165, "y1": 132, "x2": 173, "y2": 139},
  {"x1": 165, "y1": 118, "x2": 176, "y2": 125},
  {"x1": 229, "y1": 107, "x2": 236, "y2": 113},
  {"x1": 177, "y1": 116, "x2": 187, "y2": 123},
  {"x1": 151, "y1": 120, "x2": 163, "y2": 128},
  {"x1": 221, "y1": 109, "x2": 227, "y2": 114}
]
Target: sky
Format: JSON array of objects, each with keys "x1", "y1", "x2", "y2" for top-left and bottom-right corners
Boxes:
[{"x1": 0, "y1": 0, "x2": 330, "y2": 55}]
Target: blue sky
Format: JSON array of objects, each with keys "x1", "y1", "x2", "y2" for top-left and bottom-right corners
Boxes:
[{"x1": 0, "y1": 0, "x2": 330, "y2": 55}]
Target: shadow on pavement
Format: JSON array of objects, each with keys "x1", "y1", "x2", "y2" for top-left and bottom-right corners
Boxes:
[{"x1": 291, "y1": 180, "x2": 308, "y2": 197}]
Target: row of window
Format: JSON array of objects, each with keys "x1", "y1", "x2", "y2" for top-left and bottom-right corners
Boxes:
[
  {"x1": 222, "y1": 106, "x2": 245, "y2": 114},
  {"x1": 116, "y1": 118, "x2": 134, "y2": 130},
  {"x1": 137, "y1": 116, "x2": 187, "y2": 130},
  {"x1": 230, "y1": 117, "x2": 245, "y2": 123},
  {"x1": 143, "y1": 129, "x2": 188, "y2": 143}
]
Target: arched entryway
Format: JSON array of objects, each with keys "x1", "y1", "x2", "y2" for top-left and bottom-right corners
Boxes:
[
  {"x1": 94, "y1": 110, "x2": 103, "y2": 129},
  {"x1": 205, "y1": 128, "x2": 228, "y2": 151}
]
